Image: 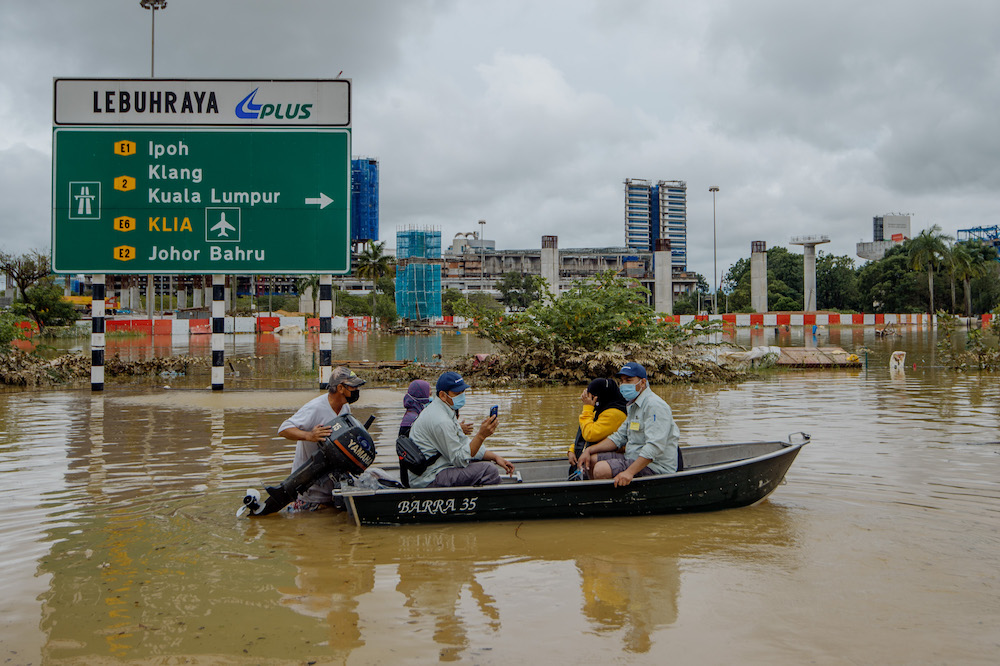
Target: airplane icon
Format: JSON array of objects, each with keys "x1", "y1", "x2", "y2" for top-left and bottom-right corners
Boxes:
[{"x1": 211, "y1": 212, "x2": 236, "y2": 238}]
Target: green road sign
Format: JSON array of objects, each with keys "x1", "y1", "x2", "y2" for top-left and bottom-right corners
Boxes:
[{"x1": 52, "y1": 127, "x2": 351, "y2": 274}]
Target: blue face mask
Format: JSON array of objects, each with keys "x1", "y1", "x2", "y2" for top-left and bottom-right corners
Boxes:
[
  {"x1": 448, "y1": 392, "x2": 466, "y2": 411},
  {"x1": 620, "y1": 382, "x2": 640, "y2": 402}
]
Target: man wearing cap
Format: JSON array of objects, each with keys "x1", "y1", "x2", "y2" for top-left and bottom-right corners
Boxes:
[
  {"x1": 277, "y1": 366, "x2": 366, "y2": 509},
  {"x1": 408, "y1": 371, "x2": 515, "y2": 488},
  {"x1": 578, "y1": 362, "x2": 679, "y2": 486}
]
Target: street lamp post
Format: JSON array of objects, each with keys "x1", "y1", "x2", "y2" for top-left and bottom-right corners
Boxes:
[
  {"x1": 709, "y1": 186, "x2": 720, "y2": 315},
  {"x1": 478, "y1": 219, "x2": 486, "y2": 290},
  {"x1": 139, "y1": 0, "x2": 167, "y2": 77},
  {"x1": 140, "y1": 1, "x2": 167, "y2": 321}
]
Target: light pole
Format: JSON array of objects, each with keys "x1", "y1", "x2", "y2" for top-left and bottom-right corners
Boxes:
[
  {"x1": 141, "y1": 1, "x2": 167, "y2": 320},
  {"x1": 709, "y1": 186, "x2": 720, "y2": 315},
  {"x1": 478, "y1": 219, "x2": 486, "y2": 290},
  {"x1": 139, "y1": 0, "x2": 167, "y2": 77}
]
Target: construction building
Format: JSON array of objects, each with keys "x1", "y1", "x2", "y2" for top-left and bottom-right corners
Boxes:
[
  {"x1": 440, "y1": 236, "x2": 700, "y2": 307},
  {"x1": 857, "y1": 213, "x2": 911, "y2": 260},
  {"x1": 395, "y1": 227, "x2": 442, "y2": 321},
  {"x1": 351, "y1": 157, "x2": 379, "y2": 246},
  {"x1": 624, "y1": 178, "x2": 688, "y2": 270}
]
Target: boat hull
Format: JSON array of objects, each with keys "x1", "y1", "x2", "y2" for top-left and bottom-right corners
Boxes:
[{"x1": 343, "y1": 439, "x2": 807, "y2": 526}]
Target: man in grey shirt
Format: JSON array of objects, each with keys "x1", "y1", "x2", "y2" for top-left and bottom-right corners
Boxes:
[{"x1": 578, "y1": 362, "x2": 679, "y2": 486}]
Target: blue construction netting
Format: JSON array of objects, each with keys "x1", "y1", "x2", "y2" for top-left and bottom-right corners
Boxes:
[
  {"x1": 351, "y1": 158, "x2": 379, "y2": 242},
  {"x1": 395, "y1": 263, "x2": 442, "y2": 320},
  {"x1": 395, "y1": 228, "x2": 443, "y2": 320},
  {"x1": 396, "y1": 228, "x2": 442, "y2": 260}
]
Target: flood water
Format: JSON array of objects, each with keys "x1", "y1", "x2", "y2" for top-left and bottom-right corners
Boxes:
[{"x1": 2, "y1": 327, "x2": 999, "y2": 664}]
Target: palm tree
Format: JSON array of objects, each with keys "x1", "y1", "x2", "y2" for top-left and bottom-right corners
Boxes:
[
  {"x1": 296, "y1": 274, "x2": 320, "y2": 315},
  {"x1": 356, "y1": 241, "x2": 394, "y2": 318},
  {"x1": 907, "y1": 225, "x2": 952, "y2": 314},
  {"x1": 956, "y1": 240, "x2": 999, "y2": 316}
]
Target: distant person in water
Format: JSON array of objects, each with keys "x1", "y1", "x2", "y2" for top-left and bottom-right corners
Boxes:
[
  {"x1": 578, "y1": 362, "x2": 679, "y2": 486},
  {"x1": 398, "y1": 379, "x2": 431, "y2": 437},
  {"x1": 568, "y1": 378, "x2": 628, "y2": 477}
]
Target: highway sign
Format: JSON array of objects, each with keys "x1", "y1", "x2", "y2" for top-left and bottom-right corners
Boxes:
[{"x1": 52, "y1": 127, "x2": 351, "y2": 274}]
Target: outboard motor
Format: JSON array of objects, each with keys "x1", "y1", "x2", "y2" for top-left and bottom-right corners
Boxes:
[{"x1": 238, "y1": 414, "x2": 376, "y2": 517}]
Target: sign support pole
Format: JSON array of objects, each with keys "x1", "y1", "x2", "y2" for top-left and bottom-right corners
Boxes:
[
  {"x1": 319, "y1": 274, "x2": 332, "y2": 389},
  {"x1": 212, "y1": 274, "x2": 225, "y2": 390},
  {"x1": 91, "y1": 274, "x2": 105, "y2": 391}
]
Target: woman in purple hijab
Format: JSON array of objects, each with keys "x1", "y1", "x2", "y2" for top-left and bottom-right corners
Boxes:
[{"x1": 398, "y1": 379, "x2": 432, "y2": 436}]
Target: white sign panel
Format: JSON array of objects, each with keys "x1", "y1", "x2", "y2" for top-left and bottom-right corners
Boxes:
[{"x1": 54, "y1": 78, "x2": 351, "y2": 127}]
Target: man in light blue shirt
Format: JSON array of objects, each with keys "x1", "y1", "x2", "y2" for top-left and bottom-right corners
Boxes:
[
  {"x1": 408, "y1": 371, "x2": 515, "y2": 488},
  {"x1": 578, "y1": 362, "x2": 679, "y2": 486}
]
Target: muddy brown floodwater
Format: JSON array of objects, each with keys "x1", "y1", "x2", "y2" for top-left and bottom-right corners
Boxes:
[{"x1": 1, "y1": 329, "x2": 999, "y2": 664}]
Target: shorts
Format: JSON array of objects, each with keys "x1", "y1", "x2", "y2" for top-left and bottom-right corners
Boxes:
[{"x1": 593, "y1": 452, "x2": 657, "y2": 478}]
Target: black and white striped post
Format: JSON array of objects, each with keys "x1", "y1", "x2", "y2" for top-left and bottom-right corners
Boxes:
[
  {"x1": 212, "y1": 274, "x2": 225, "y2": 391},
  {"x1": 91, "y1": 274, "x2": 105, "y2": 391},
  {"x1": 319, "y1": 274, "x2": 332, "y2": 389}
]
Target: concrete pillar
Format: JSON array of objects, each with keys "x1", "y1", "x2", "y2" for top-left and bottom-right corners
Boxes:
[
  {"x1": 176, "y1": 286, "x2": 187, "y2": 310},
  {"x1": 146, "y1": 274, "x2": 154, "y2": 317},
  {"x1": 790, "y1": 235, "x2": 830, "y2": 312},
  {"x1": 541, "y1": 235, "x2": 559, "y2": 300},
  {"x1": 64, "y1": 275, "x2": 72, "y2": 296},
  {"x1": 751, "y1": 241, "x2": 768, "y2": 313},
  {"x1": 224, "y1": 277, "x2": 232, "y2": 314},
  {"x1": 802, "y1": 244, "x2": 817, "y2": 312},
  {"x1": 654, "y1": 239, "x2": 673, "y2": 315},
  {"x1": 192, "y1": 283, "x2": 203, "y2": 309},
  {"x1": 299, "y1": 286, "x2": 314, "y2": 314}
]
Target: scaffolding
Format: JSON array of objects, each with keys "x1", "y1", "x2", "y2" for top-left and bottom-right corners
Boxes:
[
  {"x1": 351, "y1": 158, "x2": 379, "y2": 242},
  {"x1": 395, "y1": 227, "x2": 443, "y2": 320},
  {"x1": 957, "y1": 225, "x2": 1000, "y2": 261}
]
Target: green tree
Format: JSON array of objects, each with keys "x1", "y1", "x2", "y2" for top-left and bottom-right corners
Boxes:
[
  {"x1": 816, "y1": 252, "x2": 860, "y2": 311},
  {"x1": 907, "y1": 225, "x2": 952, "y2": 314},
  {"x1": 0, "y1": 249, "x2": 50, "y2": 301},
  {"x1": 355, "y1": 241, "x2": 395, "y2": 324},
  {"x1": 456, "y1": 270, "x2": 707, "y2": 354},
  {"x1": 856, "y1": 245, "x2": 923, "y2": 313},
  {"x1": 962, "y1": 241, "x2": 999, "y2": 315},
  {"x1": 442, "y1": 288, "x2": 466, "y2": 316},
  {"x1": 296, "y1": 274, "x2": 321, "y2": 315},
  {"x1": 0, "y1": 310, "x2": 25, "y2": 351},
  {"x1": 495, "y1": 271, "x2": 545, "y2": 311},
  {"x1": 11, "y1": 276, "x2": 79, "y2": 331}
]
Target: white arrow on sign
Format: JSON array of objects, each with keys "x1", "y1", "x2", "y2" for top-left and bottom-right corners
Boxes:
[{"x1": 304, "y1": 193, "x2": 334, "y2": 209}]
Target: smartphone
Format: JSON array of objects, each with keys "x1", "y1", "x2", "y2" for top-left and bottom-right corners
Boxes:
[{"x1": 490, "y1": 405, "x2": 499, "y2": 418}]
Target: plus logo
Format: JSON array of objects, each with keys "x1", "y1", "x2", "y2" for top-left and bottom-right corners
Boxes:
[{"x1": 235, "y1": 88, "x2": 313, "y2": 121}]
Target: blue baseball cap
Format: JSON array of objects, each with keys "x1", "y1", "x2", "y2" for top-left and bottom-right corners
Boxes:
[
  {"x1": 617, "y1": 362, "x2": 648, "y2": 379},
  {"x1": 436, "y1": 371, "x2": 469, "y2": 395}
]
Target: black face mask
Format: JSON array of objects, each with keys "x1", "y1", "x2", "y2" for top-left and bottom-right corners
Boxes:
[{"x1": 345, "y1": 387, "x2": 360, "y2": 404}]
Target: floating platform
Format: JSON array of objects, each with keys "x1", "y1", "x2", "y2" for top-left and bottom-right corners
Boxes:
[{"x1": 776, "y1": 346, "x2": 861, "y2": 367}]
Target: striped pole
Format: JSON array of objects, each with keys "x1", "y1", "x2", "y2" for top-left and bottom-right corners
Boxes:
[
  {"x1": 319, "y1": 274, "x2": 332, "y2": 389},
  {"x1": 212, "y1": 274, "x2": 225, "y2": 391},
  {"x1": 91, "y1": 274, "x2": 105, "y2": 391}
]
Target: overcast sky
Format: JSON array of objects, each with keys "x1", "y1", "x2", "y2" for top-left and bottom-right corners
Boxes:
[{"x1": 2, "y1": 0, "x2": 999, "y2": 283}]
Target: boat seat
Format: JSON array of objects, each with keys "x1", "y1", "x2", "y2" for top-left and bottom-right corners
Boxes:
[{"x1": 499, "y1": 471, "x2": 523, "y2": 484}]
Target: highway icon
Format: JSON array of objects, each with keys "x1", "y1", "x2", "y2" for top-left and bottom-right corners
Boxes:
[
  {"x1": 206, "y1": 207, "x2": 241, "y2": 242},
  {"x1": 69, "y1": 181, "x2": 101, "y2": 219}
]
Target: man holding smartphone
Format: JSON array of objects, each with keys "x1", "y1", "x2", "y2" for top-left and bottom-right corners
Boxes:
[{"x1": 407, "y1": 371, "x2": 515, "y2": 488}]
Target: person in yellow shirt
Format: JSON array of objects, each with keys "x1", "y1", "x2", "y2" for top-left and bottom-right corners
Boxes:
[{"x1": 568, "y1": 377, "x2": 628, "y2": 477}]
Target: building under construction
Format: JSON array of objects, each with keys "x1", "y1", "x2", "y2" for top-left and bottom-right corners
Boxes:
[{"x1": 395, "y1": 227, "x2": 442, "y2": 321}]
